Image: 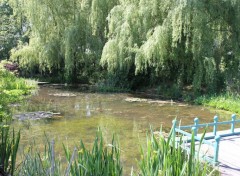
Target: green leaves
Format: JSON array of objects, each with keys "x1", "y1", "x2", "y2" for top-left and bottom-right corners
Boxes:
[
  {"x1": 138, "y1": 128, "x2": 213, "y2": 176},
  {"x1": 10, "y1": 0, "x2": 117, "y2": 83},
  {"x1": 0, "y1": 66, "x2": 37, "y2": 122},
  {"x1": 101, "y1": 0, "x2": 240, "y2": 92},
  {"x1": 19, "y1": 130, "x2": 122, "y2": 176},
  {"x1": 0, "y1": 126, "x2": 20, "y2": 176},
  {"x1": 64, "y1": 131, "x2": 122, "y2": 176}
]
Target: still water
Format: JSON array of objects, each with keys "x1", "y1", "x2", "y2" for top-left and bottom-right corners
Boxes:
[{"x1": 11, "y1": 86, "x2": 232, "y2": 174}]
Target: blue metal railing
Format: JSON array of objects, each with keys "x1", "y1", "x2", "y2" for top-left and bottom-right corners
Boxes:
[{"x1": 172, "y1": 114, "x2": 239, "y2": 165}]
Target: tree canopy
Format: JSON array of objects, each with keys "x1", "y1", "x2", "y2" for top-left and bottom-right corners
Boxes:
[
  {"x1": 10, "y1": 0, "x2": 118, "y2": 82},
  {"x1": 101, "y1": 0, "x2": 240, "y2": 92},
  {"x1": 2, "y1": 0, "x2": 240, "y2": 92}
]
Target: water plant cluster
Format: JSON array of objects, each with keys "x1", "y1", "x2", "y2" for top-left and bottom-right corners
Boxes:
[
  {"x1": 17, "y1": 131, "x2": 122, "y2": 176},
  {"x1": 1, "y1": 127, "x2": 219, "y2": 176},
  {"x1": 0, "y1": 126, "x2": 20, "y2": 176}
]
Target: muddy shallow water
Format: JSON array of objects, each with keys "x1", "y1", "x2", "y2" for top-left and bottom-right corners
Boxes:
[{"x1": 11, "y1": 86, "x2": 233, "y2": 174}]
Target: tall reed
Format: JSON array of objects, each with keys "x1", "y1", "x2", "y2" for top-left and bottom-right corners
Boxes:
[
  {"x1": 15, "y1": 128, "x2": 218, "y2": 175},
  {"x1": 17, "y1": 130, "x2": 122, "y2": 176},
  {"x1": 137, "y1": 128, "x2": 218, "y2": 176},
  {"x1": 17, "y1": 139, "x2": 62, "y2": 176},
  {"x1": 63, "y1": 130, "x2": 122, "y2": 176},
  {"x1": 0, "y1": 125, "x2": 20, "y2": 176}
]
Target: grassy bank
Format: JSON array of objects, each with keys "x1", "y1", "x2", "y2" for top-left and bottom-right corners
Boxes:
[{"x1": 194, "y1": 93, "x2": 240, "y2": 114}]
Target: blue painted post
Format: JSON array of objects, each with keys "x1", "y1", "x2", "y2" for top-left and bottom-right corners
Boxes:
[
  {"x1": 231, "y1": 114, "x2": 236, "y2": 133},
  {"x1": 172, "y1": 120, "x2": 177, "y2": 139},
  {"x1": 214, "y1": 135, "x2": 221, "y2": 165},
  {"x1": 192, "y1": 127, "x2": 197, "y2": 137},
  {"x1": 213, "y1": 116, "x2": 218, "y2": 136},
  {"x1": 194, "y1": 117, "x2": 199, "y2": 134}
]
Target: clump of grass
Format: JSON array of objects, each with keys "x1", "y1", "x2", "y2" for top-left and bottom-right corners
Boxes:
[
  {"x1": 194, "y1": 93, "x2": 240, "y2": 114},
  {"x1": 137, "y1": 128, "x2": 217, "y2": 176}
]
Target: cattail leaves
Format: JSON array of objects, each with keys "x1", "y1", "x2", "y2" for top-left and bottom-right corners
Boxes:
[
  {"x1": 0, "y1": 126, "x2": 219, "y2": 175},
  {"x1": 138, "y1": 127, "x2": 215, "y2": 176},
  {"x1": 0, "y1": 126, "x2": 20, "y2": 176}
]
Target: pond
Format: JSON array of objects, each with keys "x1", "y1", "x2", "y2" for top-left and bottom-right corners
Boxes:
[{"x1": 11, "y1": 86, "x2": 232, "y2": 174}]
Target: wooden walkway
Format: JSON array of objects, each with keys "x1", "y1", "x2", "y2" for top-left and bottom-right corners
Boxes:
[
  {"x1": 173, "y1": 115, "x2": 240, "y2": 176},
  {"x1": 197, "y1": 130, "x2": 240, "y2": 176},
  {"x1": 217, "y1": 134, "x2": 240, "y2": 176}
]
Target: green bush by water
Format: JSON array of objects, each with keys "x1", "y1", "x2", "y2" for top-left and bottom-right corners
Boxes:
[
  {"x1": 195, "y1": 93, "x2": 240, "y2": 114},
  {"x1": 0, "y1": 67, "x2": 37, "y2": 122}
]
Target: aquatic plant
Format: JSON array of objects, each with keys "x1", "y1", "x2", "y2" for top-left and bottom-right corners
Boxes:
[
  {"x1": 137, "y1": 128, "x2": 218, "y2": 176},
  {"x1": 0, "y1": 125, "x2": 20, "y2": 176},
  {"x1": 17, "y1": 130, "x2": 122, "y2": 176},
  {"x1": 63, "y1": 130, "x2": 122, "y2": 176},
  {"x1": 17, "y1": 139, "x2": 62, "y2": 176}
]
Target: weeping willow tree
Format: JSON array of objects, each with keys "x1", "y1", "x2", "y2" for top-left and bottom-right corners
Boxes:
[
  {"x1": 10, "y1": 0, "x2": 118, "y2": 82},
  {"x1": 101, "y1": 0, "x2": 240, "y2": 92},
  {"x1": 6, "y1": 0, "x2": 240, "y2": 90}
]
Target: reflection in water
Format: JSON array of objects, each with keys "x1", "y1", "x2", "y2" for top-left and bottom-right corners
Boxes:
[
  {"x1": 11, "y1": 86, "x2": 233, "y2": 174},
  {"x1": 86, "y1": 104, "x2": 91, "y2": 117},
  {"x1": 74, "y1": 103, "x2": 80, "y2": 110}
]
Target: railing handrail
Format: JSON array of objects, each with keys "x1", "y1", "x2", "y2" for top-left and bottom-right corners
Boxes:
[
  {"x1": 178, "y1": 119, "x2": 240, "y2": 130},
  {"x1": 172, "y1": 114, "x2": 238, "y2": 166},
  {"x1": 175, "y1": 114, "x2": 238, "y2": 136},
  {"x1": 175, "y1": 128, "x2": 214, "y2": 146}
]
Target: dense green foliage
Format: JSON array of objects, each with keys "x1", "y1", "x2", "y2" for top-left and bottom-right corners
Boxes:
[
  {"x1": 1, "y1": 0, "x2": 239, "y2": 93},
  {"x1": 0, "y1": 60, "x2": 36, "y2": 175},
  {"x1": 0, "y1": 61, "x2": 36, "y2": 122},
  {"x1": 9, "y1": 0, "x2": 118, "y2": 83},
  {"x1": 101, "y1": 0, "x2": 240, "y2": 92},
  {"x1": 0, "y1": 126, "x2": 20, "y2": 176},
  {"x1": 138, "y1": 129, "x2": 217, "y2": 176},
  {"x1": 64, "y1": 132, "x2": 122, "y2": 176},
  {"x1": 18, "y1": 130, "x2": 122, "y2": 176},
  {"x1": 195, "y1": 93, "x2": 240, "y2": 114},
  {"x1": 11, "y1": 129, "x2": 216, "y2": 176}
]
